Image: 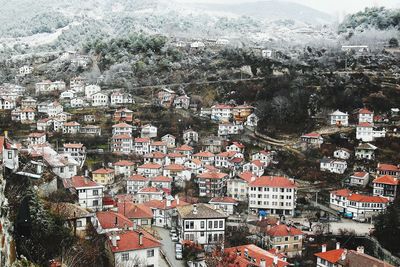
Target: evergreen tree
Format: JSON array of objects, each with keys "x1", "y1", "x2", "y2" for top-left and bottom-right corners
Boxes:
[{"x1": 374, "y1": 197, "x2": 400, "y2": 253}]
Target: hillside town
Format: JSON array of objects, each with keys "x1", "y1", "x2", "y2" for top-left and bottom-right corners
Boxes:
[{"x1": 1, "y1": 53, "x2": 399, "y2": 267}]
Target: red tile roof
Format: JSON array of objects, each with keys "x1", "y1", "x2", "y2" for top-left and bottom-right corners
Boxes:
[
  {"x1": 212, "y1": 104, "x2": 233, "y2": 109},
  {"x1": 151, "y1": 175, "x2": 172, "y2": 182},
  {"x1": 266, "y1": 224, "x2": 303, "y2": 237},
  {"x1": 373, "y1": 175, "x2": 399, "y2": 185},
  {"x1": 250, "y1": 160, "x2": 264, "y2": 167},
  {"x1": 224, "y1": 244, "x2": 289, "y2": 267},
  {"x1": 331, "y1": 189, "x2": 352, "y2": 197},
  {"x1": 144, "y1": 152, "x2": 166, "y2": 159},
  {"x1": 378, "y1": 163, "x2": 400, "y2": 172},
  {"x1": 107, "y1": 230, "x2": 161, "y2": 253},
  {"x1": 138, "y1": 163, "x2": 162, "y2": 169},
  {"x1": 353, "y1": 172, "x2": 368, "y2": 178},
  {"x1": 134, "y1": 137, "x2": 150, "y2": 143},
  {"x1": 198, "y1": 172, "x2": 228, "y2": 179},
  {"x1": 167, "y1": 152, "x2": 185, "y2": 158},
  {"x1": 143, "y1": 198, "x2": 190, "y2": 210},
  {"x1": 28, "y1": 132, "x2": 46, "y2": 138},
  {"x1": 63, "y1": 121, "x2": 80, "y2": 127},
  {"x1": 347, "y1": 194, "x2": 389, "y2": 203},
  {"x1": 193, "y1": 151, "x2": 215, "y2": 157},
  {"x1": 96, "y1": 211, "x2": 133, "y2": 229},
  {"x1": 128, "y1": 174, "x2": 147, "y2": 181},
  {"x1": 302, "y1": 132, "x2": 321, "y2": 138},
  {"x1": 358, "y1": 122, "x2": 373, "y2": 127},
  {"x1": 249, "y1": 176, "x2": 296, "y2": 188},
  {"x1": 112, "y1": 134, "x2": 132, "y2": 139},
  {"x1": 209, "y1": 197, "x2": 238, "y2": 204},
  {"x1": 238, "y1": 172, "x2": 256, "y2": 183},
  {"x1": 112, "y1": 122, "x2": 133, "y2": 128},
  {"x1": 164, "y1": 164, "x2": 186, "y2": 171},
  {"x1": 93, "y1": 168, "x2": 114, "y2": 174},
  {"x1": 138, "y1": 187, "x2": 163, "y2": 193},
  {"x1": 176, "y1": 144, "x2": 193, "y2": 151},
  {"x1": 315, "y1": 248, "x2": 345, "y2": 264},
  {"x1": 63, "y1": 143, "x2": 84, "y2": 149},
  {"x1": 114, "y1": 160, "x2": 135, "y2": 166},
  {"x1": 151, "y1": 141, "x2": 166, "y2": 146},
  {"x1": 117, "y1": 202, "x2": 153, "y2": 219},
  {"x1": 359, "y1": 108, "x2": 373, "y2": 114},
  {"x1": 231, "y1": 142, "x2": 245, "y2": 148},
  {"x1": 217, "y1": 151, "x2": 237, "y2": 157},
  {"x1": 0, "y1": 136, "x2": 4, "y2": 154},
  {"x1": 68, "y1": 176, "x2": 100, "y2": 188}
]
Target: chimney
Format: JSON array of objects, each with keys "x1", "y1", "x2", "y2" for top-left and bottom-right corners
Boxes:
[
  {"x1": 85, "y1": 169, "x2": 89, "y2": 177},
  {"x1": 260, "y1": 259, "x2": 266, "y2": 267},
  {"x1": 139, "y1": 232, "x2": 143, "y2": 246},
  {"x1": 322, "y1": 244, "x2": 327, "y2": 252},
  {"x1": 357, "y1": 246, "x2": 364, "y2": 254},
  {"x1": 336, "y1": 242, "x2": 340, "y2": 250},
  {"x1": 259, "y1": 215, "x2": 262, "y2": 221},
  {"x1": 273, "y1": 255, "x2": 278, "y2": 266},
  {"x1": 193, "y1": 204, "x2": 197, "y2": 214},
  {"x1": 115, "y1": 216, "x2": 118, "y2": 226},
  {"x1": 166, "y1": 198, "x2": 171, "y2": 207},
  {"x1": 111, "y1": 234, "x2": 118, "y2": 247},
  {"x1": 176, "y1": 197, "x2": 180, "y2": 205},
  {"x1": 341, "y1": 249, "x2": 347, "y2": 261}
]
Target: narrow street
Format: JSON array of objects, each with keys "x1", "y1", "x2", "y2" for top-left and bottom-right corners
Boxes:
[{"x1": 153, "y1": 226, "x2": 185, "y2": 267}]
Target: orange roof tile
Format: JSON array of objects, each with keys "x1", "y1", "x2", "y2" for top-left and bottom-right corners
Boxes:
[
  {"x1": 93, "y1": 168, "x2": 114, "y2": 174},
  {"x1": 68, "y1": 176, "x2": 100, "y2": 188},
  {"x1": 347, "y1": 194, "x2": 389, "y2": 203},
  {"x1": 198, "y1": 172, "x2": 228, "y2": 179},
  {"x1": 138, "y1": 163, "x2": 162, "y2": 169},
  {"x1": 359, "y1": 108, "x2": 373, "y2": 114},
  {"x1": 315, "y1": 249, "x2": 345, "y2": 264},
  {"x1": 331, "y1": 189, "x2": 352, "y2": 197},
  {"x1": 249, "y1": 176, "x2": 296, "y2": 188},
  {"x1": 128, "y1": 174, "x2": 147, "y2": 181},
  {"x1": 164, "y1": 164, "x2": 186, "y2": 171},
  {"x1": 209, "y1": 197, "x2": 238, "y2": 204},
  {"x1": 266, "y1": 224, "x2": 303, "y2": 237},
  {"x1": 96, "y1": 211, "x2": 133, "y2": 229},
  {"x1": 107, "y1": 230, "x2": 161, "y2": 253},
  {"x1": 151, "y1": 175, "x2": 172, "y2": 182},
  {"x1": 373, "y1": 175, "x2": 399, "y2": 185},
  {"x1": 117, "y1": 202, "x2": 153, "y2": 219},
  {"x1": 112, "y1": 122, "x2": 133, "y2": 128},
  {"x1": 193, "y1": 151, "x2": 215, "y2": 157},
  {"x1": 114, "y1": 160, "x2": 135, "y2": 166},
  {"x1": 176, "y1": 144, "x2": 193, "y2": 151}
]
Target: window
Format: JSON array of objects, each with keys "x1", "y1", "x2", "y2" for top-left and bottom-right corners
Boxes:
[
  {"x1": 208, "y1": 221, "x2": 212, "y2": 229},
  {"x1": 92, "y1": 200, "x2": 99, "y2": 206},
  {"x1": 201, "y1": 221, "x2": 205, "y2": 229},
  {"x1": 121, "y1": 253, "x2": 129, "y2": 261},
  {"x1": 7, "y1": 151, "x2": 12, "y2": 159},
  {"x1": 147, "y1": 249, "x2": 154, "y2": 257},
  {"x1": 93, "y1": 190, "x2": 98, "y2": 196},
  {"x1": 200, "y1": 232, "x2": 204, "y2": 237},
  {"x1": 214, "y1": 221, "x2": 218, "y2": 228},
  {"x1": 219, "y1": 221, "x2": 223, "y2": 228},
  {"x1": 76, "y1": 221, "x2": 82, "y2": 227},
  {"x1": 141, "y1": 219, "x2": 148, "y2": 225}
]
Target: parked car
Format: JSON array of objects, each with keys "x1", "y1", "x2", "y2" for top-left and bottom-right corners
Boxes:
[
  {"x1": 175, "y1": 250, "x2": 182, "y2": 260},
  {"x1": 293, "y1": 222, "x2": 310, "y2": 231},
  {"x1": 171, "y1": 233, "x2": 179, "y2": 242},
  {"x1": 175, "y1": 243, "x2": 182, "y2": 253}
]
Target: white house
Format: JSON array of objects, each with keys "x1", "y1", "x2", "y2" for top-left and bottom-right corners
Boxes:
[
  {"x1": 251, "y1": 151, "x2": 273, "y2": 166},
  {"x1": 62, "y1": 121, "x2": 81, "y2": 134},
  {"x1": 143, "y1": 197, "x2": 190, "y2": 228},
  {"x1": 248, "y1": 176, "x2": 297, "y2": 216},
  {"x1": 0, "y1": 97, "x2": 16, "y2": 110},
  {"x1": 70, "y1": 97, "x2": 87, "y2": 108},
  {"x1": 226, "y1": 142, "x2": 245, "y2": 153},
  {"x1": 355, "y1": 143, "x2": 377, "y2": 160},
  {"x1": 11, "y1": 108, "x2": 35, "y2": 123},
  {"x1": 176, "y1": 203, "x2": 227, "y2": 247},
  {"x1": 243, "y1": 160, "x2": 265, "y2": 177},
  {"x1": 27, "y1": 132, "x2": 46, "y2": 145},
  {"x1": 112, "y1": 122, "x2": 133, "y2": 136},
  {"x1": 218, "y1": 123, "x2": 243, "y2": 137},
  {"x1": 85, "y1": 84, "x2": 101, "y2": 99},
  {"x1": 173, "y1": 95, "x2": 190, "y2": 109},
  {"x1": 46, "y1": 101, "x2": 64, "y2": 117},
  {"x1": 329, "y1": 188, "x2": 352, "y2": 212},
  {"x1": 127, "y1": 174, "x2": 148, "y2": 194},
  {"x1": 111, "y1": 135, "x2": 133, "y2": 154},
  {"x1": 320, "y1": 158, "x2": 347, "y2": 174},
  {"x1": 114, "y1": 160, "x2": 135, "y2": 177},
  {"x1": 149, "y1": 141, "x2": 168, "y2": 154},
  {"x1": 161, "y1": 134, "x2": 176, "y2": 148},
  {"x1": 134, "y1": 138, "x2": 151, "y2": 155},
  {"x1": 63, "y1": 143, "x2": 86, "y2": 168},
  {"x1": 107, "y1": 230, "x2": 161, "y2": 267},
  {"x1": 137, "y1": 163, "x2": 163, "y2": 178},
  {"x1": 349, "y1": 172, "x2": 369, "y2": 187},
  {"x1": 301, "y1": 132, "x2": 323, "y2": 147},
  {"x1": 91, "y1": 92, "x2": 109, "y2": 107},
  {"x1": 183, "y1": 129, "x2": 199, "y2": 144},
  {"x1": 141, "y1": 124, "x2": 158, "y2": 138},
  {"x1": 356, "y1": 123, "x2": 374, "y2": 142},
  {"x1": 136, "y1": 187, "x2": 165, "y2": 203},
  {"x1": 211, "y1": 104, "x2": 233, "y2": 122},
  {"x1": 329, "y1": 110, "x2": 349, "y2": 126},
  {"x1": 19, "y1": 65, "x2": 33, "y2": 76},
  {"x1": 372, "y1": 175, "x2": 399, "y2": 201},
  {"x1": 227, "y1": 172, "x2": 256, "y2": 201},
  {"x1": 245, "y1": 113, "x2": 259, "y2": 128},
  {"x1": 358, "y1": 108, "x2": 374, "y2": 123},
  {"x1": 110, "y1": 92, "x2": 134, "y2": 106},
  {"x1": 333, "y1": 148, "x2": 351, "y2": 160},
  {"x1": 346, "y1": 194, "x2": 388, "y2": 222},
  {"x1": 64, "y1": 175, "x2": 104, "y2": 210},
  {"x1": 60, "y1": 90, "x2": 76, "y2": 99}
]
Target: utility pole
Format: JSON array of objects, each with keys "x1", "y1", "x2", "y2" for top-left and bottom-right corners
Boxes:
[{"x1": 315, "y1": 191, "x2": 318, "y2": 207}]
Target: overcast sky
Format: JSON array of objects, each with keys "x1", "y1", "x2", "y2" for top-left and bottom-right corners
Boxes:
[{"x1": 176, "y1": 0, "x2": 400, "y2": 15}]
